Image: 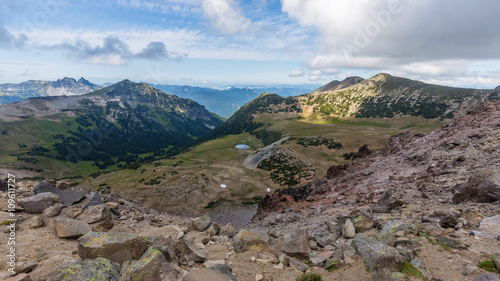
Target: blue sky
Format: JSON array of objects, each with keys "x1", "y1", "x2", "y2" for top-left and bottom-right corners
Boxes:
[{"x1": 1, "y1": 0, "x2": 500, "y2": 88}]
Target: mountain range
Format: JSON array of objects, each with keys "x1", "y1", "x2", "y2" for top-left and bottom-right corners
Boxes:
[{"x1": 0, "y1": 77, "x2": 102, "y2": 104}]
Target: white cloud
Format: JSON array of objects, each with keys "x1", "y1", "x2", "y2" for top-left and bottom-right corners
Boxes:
[
  {"x1": 282, "y1": 0, "x2": 500, "y2": 81},
  {"x1": 202, "y1": 0, "x2": 251, "y2": 34},
  {"x1": 289, "y1": 69, "x2": 304, "y2": 77}
]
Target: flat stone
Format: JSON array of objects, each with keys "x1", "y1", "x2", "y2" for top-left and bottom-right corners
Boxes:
[
  {"x1": 59, "y1": 205, "x2": 83, "y2": 219},
  {"x1": 41, "y1": 203, "x2": 66, "y2": 218},
  {"x1": 50, "y1": 257, "x2": 120, "y2": 281},
  {"x1": 33, "y1": 181, "x2": 86, "y2": 206},
  {"x1": 54, "y1": 217, "x2": 91, "y2": 238},
  {"x1": 3, "y1": 273, "x2": 32, "y2": 281},
  {"x1": 78, "y1": 232, "x2": 150, "y2": 265},
  {"x1": 17, "y1": 193, "x2": 59, "y2": 214},
  {"x1": 436, "y1": 236, "x2": 467, "y2": 249},
  {"x1": 310, "y1": 251, "x2": 334, "y2": 266},
  {"x1": 139, "y1": 225, "x2": 184, "y2": 240}
]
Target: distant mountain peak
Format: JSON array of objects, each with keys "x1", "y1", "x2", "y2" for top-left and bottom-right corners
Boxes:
[
  {"x1": 495, "y1": 86, "x2": 500, "y2": 90},
  {"x1": 316, "y1": 76, "x2": 365, "y2": 92}
]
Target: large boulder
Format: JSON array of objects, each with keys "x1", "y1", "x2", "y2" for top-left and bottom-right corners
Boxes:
[
  {"x1": 54, "y1": 217, "x2": 91, "y2": 238},
  {"x1": 183, "y1": 268, "x2": 231, "y2": 281},
  {"x1": 84, "y1": 191, "x2": 104, "y2": 209},
  {"x1": 17, "y1": 193, "x2": 59, "y2": 214},
  {"x1": 282, "y1": 228, "x2": 310, "y2": 259},
  {"x1": 353, "y1": 215, "x2": 374, "y2": 233},
  {"x1": 33, "y1": 181, "x2": 86, "y2": 206},
  {"x1": 76, "y1": 204, "x2": 114, "y2": 231},
  {"x1": 118, "y1": 246, "x2": 182, "y2": 281},
  {"x1": 175, "y1": 239, "x2": 206, "y2": 264},
  {"x1": 452, "y1": 173, "x2": 500, "y2": 204},
  {"x1": 233, "y1": 230, "x2": 274, "y2": 254},
  {"x1": 352, "y1": 234, "x2": 405, "y2": 271},
  {"x1": 473, "y1": 274, "x2": 500, "y2": 281},
  {"x1": 42, "y1": 203, "x2": 66, "y2": 218},
  {"x1": 78, "y1": 232, "x2": 150, "y2": 265},
  {"x1": 50, "y1": 257, "x2": 120, "y2": 281}
]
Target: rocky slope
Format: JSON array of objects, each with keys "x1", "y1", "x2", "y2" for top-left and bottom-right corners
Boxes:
[
  {"x1": 0, "y1": 78, "x2": 102, "y2": 104},
  {"x1": 0, "y1": 102, "x2": 499, "y2": 281}
]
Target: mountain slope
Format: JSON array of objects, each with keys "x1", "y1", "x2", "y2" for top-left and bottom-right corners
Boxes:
[
  {"x1": 0, "y1": 77, "x2": 102, "y2": 104},
  {"x1": 0, "y1": 80, "x2": 223, "y2": 176}
]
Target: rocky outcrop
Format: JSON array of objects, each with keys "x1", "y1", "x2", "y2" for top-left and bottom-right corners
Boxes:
[{"x1": 452, "y1": 173, "x2": 500, "y2": 204}]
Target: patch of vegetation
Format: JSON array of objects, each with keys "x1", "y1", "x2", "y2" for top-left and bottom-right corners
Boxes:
[
  {"x1": 257, "y1": 150, "x2": 314, "y2": 186},
  {"x1": 242, "y1": 196, "x2": 262, "y2": 205},
  {"x1": 419, "y1": 233, "x2": 451, "y2": 251},
  {"x1": 96, "y1": 184, "x2": 112, "y2": 194},
  {"x1": 251, "y1": 125, "x2": 283, "y2": 146},
  {"x1": 16, "y1": 156, "x2": 39, "y2": 164},
  {"x1": 144, "y1": 176, "x2": 163, "y2": 185},
  {"x1": 203, "y1": 200, "x2": 219, "y2": 209},
  {"x1": 296, "y1": 136, "x2": 342, "y2": 149},
  {"x1": 296, "y1": 273, "x2": 322, "y2": 281},
  {"x1": 341, "y1": 152, "x2": 356, "y2": 160},
  {"x1": 401, "y1": 260, "x2": 425, "y2": 279},
  {"x1": 478, "y1": 260, "x2": 499, "y2": 273}
]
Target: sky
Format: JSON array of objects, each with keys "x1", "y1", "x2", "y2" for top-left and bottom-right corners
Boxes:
[{"x1": 0, "y1": 0, "x2": 500, "y2": 88}]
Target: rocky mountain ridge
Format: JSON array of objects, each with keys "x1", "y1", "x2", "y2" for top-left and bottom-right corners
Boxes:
[
  {"x1": 0, "y1": 78, "x2": 102, "y2": 104},
  {"x1": 0, "y1": 102, "x2": 499, "y2": 280}
]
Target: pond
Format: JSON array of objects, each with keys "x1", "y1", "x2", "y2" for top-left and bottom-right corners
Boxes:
[{"x1": 234, "y1": 144, "x2": 250, "y2": 149}]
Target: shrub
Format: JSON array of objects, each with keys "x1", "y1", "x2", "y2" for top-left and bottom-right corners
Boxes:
[{"x1": 296, "y1": 273, "x2": 322, "y2": 281}]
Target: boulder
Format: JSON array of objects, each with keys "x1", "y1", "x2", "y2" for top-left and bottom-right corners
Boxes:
[
  {"x1": 183, "y1": 268, "x2": 231, "y2": 281},
  {"x1": 452, "y1": 173, "x2": 500, "y2": 204},
  {"x1": 17, "y1": 193, "x2": 59, "y2": 214},
  {"x1": 206, "y1": 223, "x2": 220, "y2": 236},
  {"x1": 54, "y1": 217, "x2": 91, "y2": 238},
  {"x1": 83, "y1": 191, "x2": 103, "y2": 209},
  {"x1": 282, "y1": 228, "x2": 310, "y2": 259},
  {"x1": 59, "y1": 205, "x2": 83, "y2": 219},
  {"x1": 0, "y1": 179, "x2": 8, "y2": 192},
  {"x1": 234, "y1": 230, "x2": 274, "y2": 254},
  {"x1": 478, "y1": 215, "x2": 500, "y2": 237},
  {"x1": 473, "y1": 274, "x2": 500, "y2": 281},
  {"x1": 78, "y1": 232, "x2": 150, "y2": 265},
  {"x1": 76, "y1": 204, "x2": 114, "y2": 231},
  {"x1": 310, "y1": 251, "x2": 334, "y2": 266},
  {"x1": 139, "y1": 225, "x2": 184, "y2": 240},
  {"x1": 378, "y1": 220, "x2": 417, "y2": 246},
  {"x1": 289, "y1": 257, "x2": 308, "y2": 272},
  {"x1": 149, "y1": 236, "x2": 178, "y2": 264},
  {"x1": 343, "y1": 219, "x2": 356, "y2": 238},
  {"x1": 29, "y1": 216, "x2": 43, "y2": 229},
  {"x1": 41, "y1": 203, "x2": 66, "y2": 218},
  {"x1": 175, "y1": 239, "x2": 206, "y2": 264},
  {"x1": 50, "y1": 257, "x2": 120, "y2": 281},
  {"x1": 33, "y1": 181, "x2": 86, "y2": 206},
  {"x1": 192, "y1": 215, "x2": 212, "y2": 231},
  {"x1": 8, "y1": 261, "x2": 38, "y2": 274},
  {"x1": 118, "y1": 246, "x2": 182, "y2": 281},
  {"x1": 352, "y1": 215, "x2": 374, "y2": 233},
  {"x1": 309, "y1": 230, "x2": 333, "y2": 248},
  {"x1": 435, "y1": 236, "x2": 467, "y2": 249},
  {"x1": 209, "y1": 264, "x2": 237, "y2": 281},
  {"x1": 352, "y1": 234, "x2": 405, "y2": 271}
]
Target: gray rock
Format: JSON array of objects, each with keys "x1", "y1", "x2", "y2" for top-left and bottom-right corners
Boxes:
[
  {"x1": 10, "y1": 261, "x2": 38, "y2": 274},
  {"x1": 84, "y1": 191, "x2": 103, "y2": 209},
  {"x1": 41, "y1": 203, "x2": 66, "y2": 218},
  {"x1": 78, "y1": 232, "x2": 150, "y2": 265},
  {"x1": 34, "y1": 180, "x2": 86, "y2": 206},
  {"x1": 473, "y1": 274, "x2": 500, "y2": 281},
  {"x1": 118, "y1": 246, "x2": 182, "y2": 281},
  {"x1": 17, "y1": 193, "x2": 59, "y2": 214},
  {"x1": 175, "y1": 239, "x2": 206, "y2": 264},
  {"x1": 352, "y1": 215, "x2": 374, "y2": 233},
  {"x1": 148, "y1": 236, "x2": 178, "y2": 264},
  {"x1": 76, "y1": 204, "x2": 114, "y2": 231},
  {"x1": 0, "y1": 179, "x2": 8, "y2": 192},
  {"x1": 54, "y1": 217, "x2": 91, "y2": 238},
  {"x1": 192, "y1": 214, "x2": 212, "y2": 231},
  {"x1": 452, "y1": 173, "x2": 500, "y2": 204},
  {"x1": 50, "y1": 257, "x2": 120, "y2": 281},
  {"x1": 352, "y1": 234, "x2": 405, "y2": 271},
  {"x1": 282, "y1": 228, "x2": 310, "y2": 259},
  {"x1": 372, "y1": 204, "x2": 391, "y2": 213},
  {"x1": 478, "y1": 215, "x2": 500, "y2": 237},
  {"x1": 435, "y1": 236, "x2": 467, "y2": 249},
  {"x1": 209, "y1": 264, "x2": 237, "y2": 281},
  {"x1": 289, "y1": 257, "x2": 308, "y2": 272},
  {"x1": 309, "y1": 230, "x2": 333, "y2": 248},
  {"x1": 59, "y1": 205, "x2": 83, "y2": 218},
  {"x1": 29, "y1": 216, "x2": 43, "y2": 229},
  {"x1": 378, "y1": 220, "x2": 417, "y2": 246},
  {"x1": 310, "y1": 251, "x2": 334, "y2": 266},
  {"x1": 183, "y1": 268, "x2": 231, "y2": 281},
  {"x1": 343, "y1": 219, "x2": 356, "y2": 238}
]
